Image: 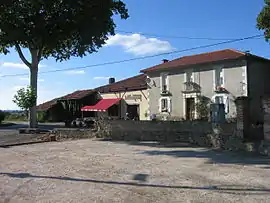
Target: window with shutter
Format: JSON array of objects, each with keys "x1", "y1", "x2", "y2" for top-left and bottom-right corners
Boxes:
[
  {"x1": 160, "y1": 73, "x2": 169, "y2": 92},
  {"x1": 159, "y1": 97, "x2": 171, "y2": 113}
]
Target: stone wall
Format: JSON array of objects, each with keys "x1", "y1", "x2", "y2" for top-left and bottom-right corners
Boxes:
[
  {"x1": 101, "y1": 120, "x2": 247, "y2": 150},
  {"x1": 53, "y1": 128, "x2": 96, "y2": 141}
]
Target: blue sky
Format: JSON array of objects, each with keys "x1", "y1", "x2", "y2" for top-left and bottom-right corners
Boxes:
[{"x1": 0, "y1": 0, "x2": 270, "y2": 109}]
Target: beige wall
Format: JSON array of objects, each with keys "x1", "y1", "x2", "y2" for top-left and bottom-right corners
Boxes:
[
  {"x1": 100, "y1": 89, "x2": 149, "y2": 120},
  {"x1": 147, "y1": 60, "x2": 247, "y2": 119}
]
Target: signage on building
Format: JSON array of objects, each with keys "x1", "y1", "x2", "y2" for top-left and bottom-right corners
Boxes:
[{"x1": 125, "y1": 94, "x2": 142, "y2": 101}]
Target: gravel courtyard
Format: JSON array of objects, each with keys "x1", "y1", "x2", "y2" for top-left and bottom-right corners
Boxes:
[{"x1": 0, "y1": 140, "x2": 270, "y2": 203}]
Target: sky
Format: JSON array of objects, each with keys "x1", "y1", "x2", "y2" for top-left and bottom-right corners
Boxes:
[{"x1": 0, "y1": 0, "x2": 270, "y2": 110}]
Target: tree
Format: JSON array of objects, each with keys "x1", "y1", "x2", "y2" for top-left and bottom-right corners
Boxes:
[
  {"x1": 257, "y1": 0, "x2": 270, "y2": 41},
  {"x1": 195, "y1": 96, "x2": 212, "y2": 120},
  {"x1": 0, "y1": 110, "x2": 5, "y2": 124},
  {"x1": 0, "y1": 0, "x2": 128, "y2": 127},
  {"x1": 13, "y1": 86, "x2": 37, "y2": 123}
]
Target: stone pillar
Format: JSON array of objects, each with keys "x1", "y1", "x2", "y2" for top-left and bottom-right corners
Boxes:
[
  {"x1": 262, "y1": 96, "x2": 270, "y2": 141},
  {"x1": 235, "y1": 96, "x2": 250, "y2": 139}
]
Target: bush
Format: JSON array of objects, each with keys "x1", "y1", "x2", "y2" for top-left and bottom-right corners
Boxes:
[
  {"x1": 37, "y1": 111, "x2": 47, "y2": 123},
  {"x1": 0, "y1": 110, "x2": 6, "y2": 123},
  {"x1": 4, "y1": 112, "x2": 26, "y2": 121}
]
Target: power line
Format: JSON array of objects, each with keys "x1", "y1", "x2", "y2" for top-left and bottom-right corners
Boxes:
[
  {"x1": 116, "y1": 30, "x2": 263, "y2": 41},
  {"x1": 0, "y1": 34, "x2": 264, "y2": 78}
]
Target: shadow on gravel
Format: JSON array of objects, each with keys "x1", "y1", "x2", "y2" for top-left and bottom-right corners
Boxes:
[
  {"x1": 100, "y1": 140, "x2": 201, "y2": 148},
  {"x1": 100, "y1": 140, "x2": 269, "y2": 166},
  {"x1": 141, "y1": 149, "x2": 270, "y2": 166},
  {"x1": 1, "y1": 172, "x2": 269, "y2": 195}
]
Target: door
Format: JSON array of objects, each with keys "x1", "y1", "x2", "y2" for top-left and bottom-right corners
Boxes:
[
  {"x1": 127, "y1": 104, "x2": 140, "y2": 120},
  {"x1": 186, "y1": 98, "x2": 195, "y2": 120}
]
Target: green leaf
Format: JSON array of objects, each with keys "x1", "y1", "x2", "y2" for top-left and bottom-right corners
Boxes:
[
  {"x1": 257, "y1": 0, "x2": 270, "y2": 41},
  {"x1": 0, "y1": 0, "x2": 129, "y2": 60},
  {"x1": 13, "y1": 86, "x2": 37, "y2": 111}
]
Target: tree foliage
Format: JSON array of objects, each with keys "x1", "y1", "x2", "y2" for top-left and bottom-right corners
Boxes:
[
  {"x1": 195, "y1": 96, "x2": 212, "y2": 120},
  {"x1": 0, "y1": 0, "x2": 129, "y2": 61},
  {"x1": 0, "y1": 0, "x2": 128, "y2": 127},
  {"x1": 13, "y1": 86, "x2": 37, "y2": 113},
  {"x1": 0, "y1": 111, "x2": 5, "y2": 124},
  {"x1": 257, "y1": 0, "x2": 270, "y2": 41}
]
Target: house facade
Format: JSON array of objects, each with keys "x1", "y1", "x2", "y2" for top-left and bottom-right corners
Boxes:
[
  {"x1": 141, "y1": 49, "x2": 270, "y2": 123},
  {"x1": 37, "y1": 74, "x2": 149, "y2": 121},
  {"x1": 95, "y1": 74, "x2": 148, "y2": 120}
]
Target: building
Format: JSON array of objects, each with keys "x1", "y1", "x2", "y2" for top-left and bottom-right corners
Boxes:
[
  {"x1": 37, "y1": 89, "x2": 97, "y2": 122},
  {"x1": 37, "y1": 74, "x2": 148, "y2": 121},
  {"x1": 141, "y1": 49, "x2": 270, "y2": 123},
  {"x1": 93, "y1": 74, "x2": 148, "y2": 120}
]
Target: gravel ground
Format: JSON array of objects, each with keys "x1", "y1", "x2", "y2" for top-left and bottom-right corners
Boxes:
[{"x1": 0, "y1": 140, "x2": 270, "y2": 203}]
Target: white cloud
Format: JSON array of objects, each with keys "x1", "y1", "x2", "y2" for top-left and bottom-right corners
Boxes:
[
  {"x1": 93, "y1": 76, "x2": 110, "y2": 80},
  {"x1": 65, "y1": 70, "x2": 85, "y2": 75},
  {"x1": 0, "y1": 62, "x2": 47, "y2": 69},
  {"x1": 105, "y1": 33, "x2": 175, "y2": 56}
]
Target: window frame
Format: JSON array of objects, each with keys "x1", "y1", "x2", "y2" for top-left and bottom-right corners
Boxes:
[
  {"x1": 160, "y1": 72, "x2": 169, "y2": 92},
  {"x1": 159, "y1": 97, "x2": 172, "y2": 113}
]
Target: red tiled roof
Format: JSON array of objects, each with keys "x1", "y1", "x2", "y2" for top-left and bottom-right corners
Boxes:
[
  {"x1": 95, "y1": 74, "x2": 147, "y2": 93},
  {"x1": 37, "y1": 75, "x2": 147, "y2": 111},
  {"x1": 59, "y1": 89, "x2": 95, "y2": 100},
  {"x1": 37, "y1": 89, "x2": 95, "y2": 111},
  {"x1": 37, "y1": 98, "x2": 58, "y2": 111},
  {"x1": 141, "y1": 49, "x2": 246, "y2": 73}
]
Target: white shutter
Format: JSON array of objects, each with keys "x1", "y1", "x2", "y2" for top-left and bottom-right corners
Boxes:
[
  {"x1": 165, "y1": 74, "x2": 169, "y2": 91},
  {"x1": 160, "y1": 73, "x2": 163, "y2": 92},
  {"x1": 224, "y1": 96, "x2": 229, "y2": 113},
  {"x1": 168, "y1": 98, "x2": 172, "y2": 113},
  {"x1": 191, "y1": 72, "x2": 195, "y2": 82},
  {"x1": 158, "y1": 98, "x2": 162, "y2": 112},
  {"x1": 184, "y1": 72, "x2": 187, "y2": 83},
  {"x1": 213, "y1": 69, "x2": 216, "y2": 90}
]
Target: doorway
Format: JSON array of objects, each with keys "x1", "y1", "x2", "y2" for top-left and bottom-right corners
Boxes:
[
  {"x1": 127, "y1": 104, "x2": 140, "y2": 120},
  {"x1": 186, "y1": 98, "x2": 195, "y2": 120}
]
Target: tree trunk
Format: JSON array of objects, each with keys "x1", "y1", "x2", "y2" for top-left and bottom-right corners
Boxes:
[{"x1": 29, "y1": 50, "x2": 39, "y2": 128}]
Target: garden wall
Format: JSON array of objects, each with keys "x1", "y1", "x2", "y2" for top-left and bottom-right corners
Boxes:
[{"x1": 99, "y1": 120, "x2": 251, "y2": 150}]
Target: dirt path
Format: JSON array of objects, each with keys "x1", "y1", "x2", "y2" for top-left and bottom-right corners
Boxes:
[{"x1": 0, "y1": 140, "x2": 269, "y2": 203}]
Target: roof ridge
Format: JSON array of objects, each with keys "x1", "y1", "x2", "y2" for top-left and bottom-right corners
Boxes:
[
  {"x1": 226, "y1": 48, "x2": 245, "y2": 55},
  {"x1": 95, "y1": 74, "x2": 145, "y2": 90}
]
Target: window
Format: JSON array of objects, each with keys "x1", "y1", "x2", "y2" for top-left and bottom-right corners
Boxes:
[
  {"x1": 161, "y1": 98, "x2": 168, "y2": 111},
  {"x1": 215, "y1": 67, "x2": 224, "y2": 87},
  {"x1": 159, "y1": 97, "x2": 171, "y2": 113},
  {"x1": 160, "y1": 73, "x2": 169, "y2": 92},
  {"x1": 185, "y1": 70, "x2": 194, "y2": 83},
  {"x1": 215, "y1": 96, "x2": 224, "y2": 104},
  {"x1": 214, "y1": 95, "x2": 229, "y2": 114}
]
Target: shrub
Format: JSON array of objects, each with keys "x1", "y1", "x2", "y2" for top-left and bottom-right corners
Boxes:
[
  {"x1": 0, "y1": 110, "x2": 6, "y2": 123},
  {"x1": 37, "y1": 111, "x2": 47, "y2": 123},
  {"x1": 195, "y1": 95, "x2": 212, "y2": 120}
]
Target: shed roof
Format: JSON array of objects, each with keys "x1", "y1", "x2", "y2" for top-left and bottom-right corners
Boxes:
[{"x1": 95, "y1": 74, "x2": 147, "y2": 93}]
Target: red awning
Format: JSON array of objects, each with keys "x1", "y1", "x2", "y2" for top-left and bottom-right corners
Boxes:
[{"x1": 81, "y1": 98, "x2": 122, "y2": 112}]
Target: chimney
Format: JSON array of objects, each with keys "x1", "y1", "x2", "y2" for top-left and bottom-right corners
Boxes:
[
  {"x1": 162, "y1": 59, "x2": 169, "y2": 63},
  {"x1": 109, "y1": 77, "x2": 115, "y2": 84}
]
